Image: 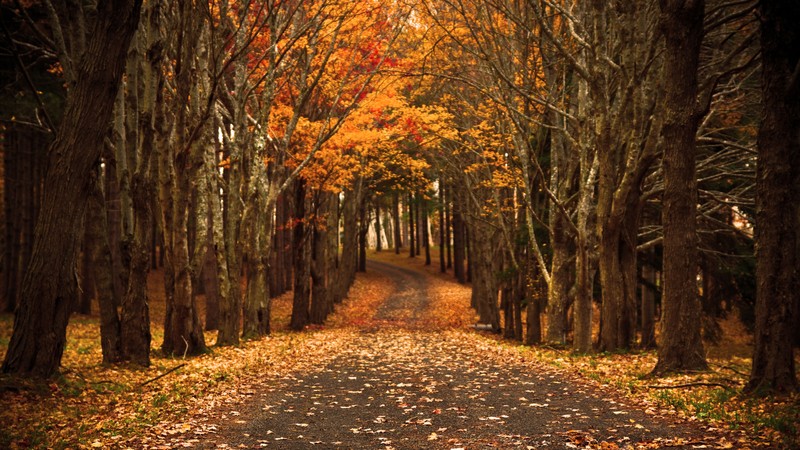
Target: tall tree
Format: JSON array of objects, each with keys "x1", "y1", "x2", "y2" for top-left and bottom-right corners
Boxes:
[
  {"x1": 746, "y1": 0, "x2": 800, "y2": 394},
  {"x1": 653, "y1": 0, "x2": 708, "y2": 374},
  {"x1": 2, "y1": 0, "x2": 142, "y2": 377}
]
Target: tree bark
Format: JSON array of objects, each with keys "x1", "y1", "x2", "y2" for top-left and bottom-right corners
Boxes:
[
  {"x1": 546, "y1": 208, "x2": 572, "y2": 345},
  {"x1": 746, "y1": 0, "x2": 800, "y2": 394},
  {"x1": 358, "y1": 199, "x2": 368, "y2": 272},
  {"x1": 468, "y1": 220, "x2": 500, "y2": 330},
  {"x1": 374, "y1": 200, "x2": 382, "y2": 252},
  {"x1": 337, "y1": 181, "x2": 362, "y2": 302},
  {"x1": 452, "y1": 196, "x2": 466, "y2": 284},
  {"x1": 640, "y1": 254, "x2": 657, "y2": 349},
  {"x1": 393, "y1": 192, "x2": 402, "y2": 254},
  {"x1": 408, "y1": 193, "x2": 416, "y2": 258},
  {"x1": 87, "y1": 170, "x2": 124, "y2": 364},
  {"x1": 1, "y1": 0, "x2": 142, "y2": 377},
  {"x1": 439, "y1": 180, "x2": 446, "y2": 273},
  {"x1": 310, "y1": 192, "x2": 334, "y2": 324},
  {"x1": 422, "y1": 195, "x2": 431, "y2": 266},
  {"x1": 445, "y1": 181, "x2": 452, "y2": 270},
  {"x1": 653, "y1": 0, "x2": 708, "y2": 374},
  {"x1": 290, "y1": 179, "x2": 311, "y2": 330}
]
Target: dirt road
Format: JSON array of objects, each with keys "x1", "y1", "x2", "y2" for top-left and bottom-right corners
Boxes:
[{"x1": 190, "y1": 260, "x2": 719, "y2": 449}]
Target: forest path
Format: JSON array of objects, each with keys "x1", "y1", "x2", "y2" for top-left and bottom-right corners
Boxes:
[{"x1": 190, "y1": 259, "x2": 718, "y2": 449}]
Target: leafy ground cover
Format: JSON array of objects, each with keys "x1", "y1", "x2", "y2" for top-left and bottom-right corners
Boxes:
[
  {"x1": 372, "y1": 250, "x2": 800, "y2": 448},
  {"x1": 0, "y1": 250, "x2": 797, "y2": 448}
]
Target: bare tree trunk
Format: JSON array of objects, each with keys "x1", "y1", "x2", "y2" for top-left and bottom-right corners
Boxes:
[
  {"x1": 78, "y1": 231, "x2": 94, "y2": 315},
  {"x1": 546, "y1": 210, "x2": 571, "y2": 345},
  {"x1": 216, "y1": 133, "x2": 241, "y2": 346},
  {"x1": 468, "y1": 220, "x2": 500, "y2": 330},
  {"x1": 640, "y1": 252, "x2": 656, "y2": 349},
  {"x1": 439, "y1": 180, "x2": 446, "y2": 273},
  {"x1": 338, "y1": 180, "x2": 363, "y2": 301},
  {"x1": 382, "y1": 206, "x2": 393, "y2": 249},
  {"x1": 290, "y1": 179, "x2": 311, "y2": 330},
  {"x1": 408, "y1": 193, "x2": 416, "y2": 258},
  {"x1": 310, "y1": 192, "x2": 334, "y2": 324},
  {"x1": 87, "y1": 170, "x2": 124, "y2": 364},
  {"x1": 393, "y1": 192, "x2": 402, "y2": 254},
  {"x1": 415, "y1": 195, "x2": 422, "y2": 257},
  {"x1": 422, "y1": 195, "x2": 431, "y2": 266},
  {"x1": 445, "y1": 181, "x2": 452, "y2": 270},
  {"x1": 653, "y1": 0, "x2": 708, "y2": 374},
  {"x1": 358, "y1": 199, "x2": 368, "y2": 272},
  {"x1": 452, "y1": 195, "x2": 466, "y2": 284},
  {"x1": 746, "y1": 0, "x2": 800, "y2": 394},
  {"x1": 402, "y1": 195, "x2": 409, "y2": 251},
  {"x1": 374, "y1": 200, "x2": 382, "y2": 252},
  {"x1": 202, "y1": 238, "x2": 219, "y2": 331},
  {"x1": 2, "y1": 128, "x2": 19, "y2": 313}
]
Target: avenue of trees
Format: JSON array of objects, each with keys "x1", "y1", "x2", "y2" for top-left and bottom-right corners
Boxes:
[{"x1": 0, "y1": 0, "x2": 797, "y2": 394}]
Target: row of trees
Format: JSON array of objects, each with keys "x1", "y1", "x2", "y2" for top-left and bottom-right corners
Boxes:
[
  {"x1": 0, "y1": 0, "x2": 797, "y2": 394},
  {"x1": 392, "y1": 0, "x2": 796, "y2": 393},
  {"x1": 0, "y1": 0, "x2": 451, "y2": 376}
]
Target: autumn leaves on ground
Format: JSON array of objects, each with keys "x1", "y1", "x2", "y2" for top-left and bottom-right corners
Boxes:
[{"x1": 0, "y1": 251, "x2": 795, "y2": 449}]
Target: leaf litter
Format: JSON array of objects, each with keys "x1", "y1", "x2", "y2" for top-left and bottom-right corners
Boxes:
[{"x1": 0, "y1": 251, "x2": 795, "y2": 448}]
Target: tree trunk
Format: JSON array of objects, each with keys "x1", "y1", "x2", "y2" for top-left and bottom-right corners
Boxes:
[
  {"x1": 653, "y1": 0, "x2": 708, "y2": 374},
  {"x1": 468, "y1": 220, "x2": 500, "y2": 330},
  {"x1": 121, "y1": 164, "x2": 155, "y2": 366},
  {"x1": 415, "y1": 195, "x2": 422, "y2": 257},
  {"x1": 270, "y1": 195, "x2": 285, "y2": 297},
  {"x1": 310, "y1": 192, "x2": 334, "y2": 324},
  {"x1": 393, "y1": 192, "x2": 402, "y2": 254},
  {"x1": 1, "y1": 0, "x2": 142, "y2": 377},
  {"x1": 327, "y1": 192, "x2": 340, "y2": 310},
  {"x1": 408, "y1": 193, "x2": 416, "y2": 258},
  {"x1": 290, "y1": 179, "x2": 311, "y2": 330},
  {"x1": 215, "y1": 130, "x2": 240, "y2": 346},
  {"x1": 422, "y1": 195, "x2": 431, "y2": 266},
  {"x1": 283, "y1": 193, "x2": 294, "y2": 295},
  {"x1": 746, "y1": 0, "x2": 800, "y2": 394},
  {"x1": 452, "y1": 199, "x2": 466, "y2": 284},
  {"x1": 242, "y1": 194, "x2": 273, "y2": 339},
  {"x1": 374, "y1": 200, "x2": 382, "y2": 252},
  {"x1": 439, "y1": 180, "x2": 446, "y2": 273},
  {"x1": 78, "y1": 232, "x2": 95, "y2": 315},
  {"x1": 2, "y1": 128, "x2": 19, "y2": 313},
  {"x1": 337, "y1": 182, "x2": 362, "y2": 302},
  {"x1": 445, "y1": 181, "x2": 452, "y2": 269},
  {"x1": 640, "y1": 254, "x2": 656, "y2": 349},
  {"x1": 402, "y1": 195, "x2": 409, "y2": 251},
  {"x1": 203, "y1": 245, "x2": 219, "y2": 330},
  {"x1": 546, "y1": 208, "x2": 572, "y2": 345},
  {"x1": 87, "y1": 171, "x2": 124, "y2": 364},
  {"x1": 358, "y1": 199, "x2": 368, "y2": 272},
  {"x1": 526, "y1": 299, "x2": 542, "y2": 345}
]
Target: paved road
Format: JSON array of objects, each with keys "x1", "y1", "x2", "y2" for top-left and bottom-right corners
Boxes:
[{"x1": 194, "y1": 260, "x2": 717, "y2": 449}]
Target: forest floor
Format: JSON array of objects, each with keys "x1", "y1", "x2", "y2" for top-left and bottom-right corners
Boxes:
[{"x1": 0, "y1": 251, "x2": 798, "y2": 449}]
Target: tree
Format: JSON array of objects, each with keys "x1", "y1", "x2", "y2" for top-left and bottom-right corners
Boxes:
[
  {"x1": 2, "y1": 0, "x2": 142, "y2": 377},
  {"x1": 746, "y1": 0, "x2": 800, "y2": 394},
  {"x1": 653, "y1": 0, "x2": 708, "y2": 374}
]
